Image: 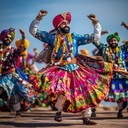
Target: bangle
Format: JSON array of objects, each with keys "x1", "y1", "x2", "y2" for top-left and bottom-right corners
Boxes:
[{"x1": 36, "y1": 15, "x2": 43, "y2": 20}]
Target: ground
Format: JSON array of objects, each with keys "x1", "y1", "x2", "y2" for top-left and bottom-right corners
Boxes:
[{"x1": 0, "y1": 106, "x2": 128, "y2": 128}]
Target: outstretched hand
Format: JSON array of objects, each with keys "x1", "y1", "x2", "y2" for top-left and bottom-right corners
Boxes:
[
  {"x1": 87, "y1": 14, "x2": 96, "y2": 20},
  {"x1": 101, "y1": 30, "x2": 108, "y2": 35},
  {"x1": 87, "y1": 14, "x2": 98, "y2": 25},
  {"x1": 37, "y1": 10, "x2": 48, "y2": 18},
  {"x1": 121, "y1": 22, "x2": 128, "y2": 29}
]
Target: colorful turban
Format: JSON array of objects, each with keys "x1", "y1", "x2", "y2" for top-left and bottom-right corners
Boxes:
[
  {"x1": 106, "y1": 32, "x2": 120, "y2": 43},
  {"x1": 15, "y1": 39, "x2": 30, "y2": 49},
  {"x1": 15, "y1": 39, "x2": 30, "y2": 59},
  {"x1": 0, "y1": 28, "x2": 15, "y2": 43},
  {"x1": 52, "y1": 12, "x2": 71, "y2": 29}
]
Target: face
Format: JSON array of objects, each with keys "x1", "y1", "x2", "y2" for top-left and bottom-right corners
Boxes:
[
  {"x1": 109, "y1": 38, "x2": 118, "y2": 48},
  {"x1": 3, "y1": 34, "x2": 12, "y2": 46},
  {"x1": 58, "y1": 21, "x2": 70, "y2": 34}
]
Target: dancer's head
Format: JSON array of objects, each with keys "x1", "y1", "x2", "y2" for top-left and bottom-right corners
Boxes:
[
  {"x1": 0, "y1": 28, "x2": 15, "y2": 46},
  {"x1": 106, "y1": 32, "x2": 120, "y2": 48},
  {"x1": 52, "y1": 12, "x2": 71, "y2": 34}
]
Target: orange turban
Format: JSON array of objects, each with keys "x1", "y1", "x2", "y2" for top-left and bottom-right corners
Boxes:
[
  {"x1": 80, "y1": 49, "x2": 89, "y2": 56},
  {"x1": 52, "y1": 12, "x2": 71, "y2": 29},
  {"x1": 15, "y1": 39, "x2": 30, "y2": 58},
  {"x1": 15, "y1": 39, "x2": 30, "y2": 49}
]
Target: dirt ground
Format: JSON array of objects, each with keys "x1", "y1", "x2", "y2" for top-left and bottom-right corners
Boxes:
[{"x1": 0, "y1": 106, "x2": 128, "y2": 128}]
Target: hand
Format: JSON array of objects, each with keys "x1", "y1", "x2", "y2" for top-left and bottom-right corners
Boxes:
[
  {"x1": 19, "y1": 29, "x2": 25, "y2": 38},
  {"x1": 121, "y1": 22, "x2": 128, "y2": 29},
  {"x1": 101, "y1": 30, "x2": 108, "y2": 35},
  {"x1": 33, "y1": 48, "x2": 38, "y2": 54},
  {"x1": 87, "y1": 14, "x2": 98, "y2": 24},
  {"x1": 37, "y1": 10, "x2": 48, "y2": 18}
]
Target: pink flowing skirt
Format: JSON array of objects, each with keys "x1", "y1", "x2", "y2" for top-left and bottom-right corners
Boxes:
[{"x1": 30, "y1": 55, "x2": 113, "y2": 113}]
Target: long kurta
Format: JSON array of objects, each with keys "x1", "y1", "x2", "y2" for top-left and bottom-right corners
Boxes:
[
  {"x1": 93, "y1": 41, "x2": 128, "y2": 102},
  {"x1": 0, "y1": 46, "x2": 35, "y2": 105},
  {"x1": 29, "y1": 19, "x2": 113, "y2": 113}
]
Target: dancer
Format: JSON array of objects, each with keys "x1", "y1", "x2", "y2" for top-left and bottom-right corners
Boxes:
[
  {"x1": 0, "y1": 28, "x2": 35, "y2": 116},
  {"x1": 92, "y1": 31, "x2": 128, "y2": 118},
  {"x1": 121, "y1": 21, "x2": 128, "y2": 112},
  {"x1": 15, "y1": 38, "x2": 30, "y2": 72},
  {"x1": 29, "y1": 10, "x2": 112, "y2": 125}
]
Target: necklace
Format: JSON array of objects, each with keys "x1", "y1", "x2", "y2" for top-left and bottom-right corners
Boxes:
[
  {"x1": 0, "y1": 44, "x2": 10, "y2": 75},
  {"x1": 108, "y1": 47, "x2": 122, "y2": 65},
  {"x1": 51, "y1": 33, "x2": 73, "y2": 65}
]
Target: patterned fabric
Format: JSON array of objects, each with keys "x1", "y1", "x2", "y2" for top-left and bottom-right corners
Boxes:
[
  {"x1": 105, "y1": 78, "x2": 128, "y2": 103},
  {"x1": 35, "y1": 45, "x2": 53, "y2": 64},
  {"x1": 34, "y1": 31, "x2": 94, "y2": 71},
  {"x1": 93, "y1": 41, "x2": 128, "y2": 102},
  {"x1": 29, "y1": 20, "x2": 112, "y2": 112},
  {"x1": 30, "y1": 55, "x2": 112, "y2": 113},
  {"x1": 2, "y1": 47, "x2": 22, "y2": 72},
  {"x1": 93, "y1": 42, "x2": 127, "y2": 78},
  {"x1": 0, "y1": 71, "x2": 35, "y2": 104}
]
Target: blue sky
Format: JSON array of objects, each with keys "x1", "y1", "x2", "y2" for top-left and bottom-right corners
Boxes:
[{"x1": 0, "y1": 0, "x2": 128, "y2": 70}]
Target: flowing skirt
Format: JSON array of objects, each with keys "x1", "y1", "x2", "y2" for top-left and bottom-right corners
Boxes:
[
  {"x1": 105, "y1": 78, "x2": 128, "y2": 103},
  {"x1": 0, "y1": 71, "x2": 35, "y2": 104},
  {"x1": 30, "y1": 55, "x2": 113, "y2": 113}
]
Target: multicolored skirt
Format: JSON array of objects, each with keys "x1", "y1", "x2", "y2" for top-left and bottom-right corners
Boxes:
[
  {"x1": 0, "y1": 71, "x2": 35, "y2": 104},
  {"x1": 105, "y1": 78, "x2": 128, "y2": 103},
  {"x1": 30, "y1": 55, "x2": 113, "y2": 113}
]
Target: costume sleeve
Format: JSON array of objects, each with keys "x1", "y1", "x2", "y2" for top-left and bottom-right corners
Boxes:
[
  {"x1": 120, "y1": 41, "x2": 128, "y2": 53},
  {"x1": 76, "y1": 22, "x2": 101, "y2": 46},
  {"x1": 29, "y1": 19, "x2": 54, "y2": 46},
  {"x1": 93, "y1": 41, "x2": 106, "y2": 54},
  {"x1": 93, "y1": 23, "x2": 102, "y2": 42}
]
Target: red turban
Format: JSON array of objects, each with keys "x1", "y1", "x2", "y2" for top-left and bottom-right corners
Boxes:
[{"x1": 52, "y1": 12, "x2": 71, "y2": 29}]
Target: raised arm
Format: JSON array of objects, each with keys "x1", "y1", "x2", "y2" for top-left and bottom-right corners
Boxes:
[
  {"x1": 87, "y1": 14, "x2": 102, "y2": 42},
  {"x1": 29, "y1": 10, "x2": 48, "y2": 37},
  {"x1": 121, "y1": 22, "x2": 128, "y2": 30},
  {"x1": 29, "y1": 10, "x2": 54, "y2": 45},
  {"x1": 18, "y1": 29, "x2": 26, "y2": 53}
]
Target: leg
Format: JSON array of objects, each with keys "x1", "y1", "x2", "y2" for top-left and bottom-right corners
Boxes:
[
  {"x1": 12, "y1": 102, "x2": 21, "y2": 117},
  {"x1": 54, "y1": 94, "x2": 66, "y2": 122},
  {"x1": 81, "y1": 108, "x2": 97, "y2": 125},
  {"x1": 117, "y1": 101, "x2": 127, "y2": 118},
  {"x1": 91, "y1": 107, "x2": 96, "y2": 117},
  {"x1": 10, "y1": 93, "x2": 21, "y2": 117}
]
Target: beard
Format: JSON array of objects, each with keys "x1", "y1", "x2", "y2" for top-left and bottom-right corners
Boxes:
[
  {"x1": 3, "y1": 40, "x2": 11, "y2": 46},
  {"x1": 60, "y1": 26, "x2": 70, "y2": 34},
  {"x1": 109, "y1": 43, "x2": 118, "y2": 49}
]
